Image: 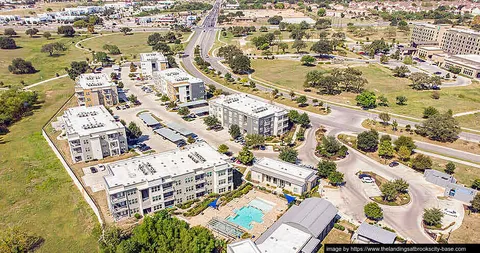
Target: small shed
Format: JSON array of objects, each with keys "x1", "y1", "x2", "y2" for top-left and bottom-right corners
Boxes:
[{"x1": 353, "y1": 222, "x2": 396, "y2": 244}]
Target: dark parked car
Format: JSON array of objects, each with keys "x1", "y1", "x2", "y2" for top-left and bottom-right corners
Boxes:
[
  {"x1": 90, "y1": 167, "x2": 98, "y2": 173},
  {"x1": 389, "y1": 161, "x2": 400, "y2": 167},
  {"x1": 358, "y1": 173, "x2": 370, "y2": 179}
]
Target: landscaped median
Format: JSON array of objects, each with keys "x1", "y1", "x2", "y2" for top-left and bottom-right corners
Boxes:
[{"x1": 357, "y1": 171, "x2": 411, "y2": 206}]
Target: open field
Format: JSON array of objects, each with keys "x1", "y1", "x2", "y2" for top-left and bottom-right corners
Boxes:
[
  {"x1": 0, "y1": 33, "x2": 88, "y2": 86},
  {"x1": 251, "y1": 59, "x2": 480, "y2": 119},
  {"x1": 0, "y1": 2, "x2": 77, "y2": 15},
  {"x1": 455, "y1": 113, "x2": 480, "y2": 131},
  {"x1": 343, "y1": 27, "x2": 411, "y2": 43},
  {"x1": 80, "y1": 31, "x2": 191, "y2": 61},
  {"x1": 0, "y1": 78, "x2": 99, "y2": 252},
  {"x1": 318, "y1": 228, "x2": 351, "y2": 253},
  {"x1": 449, "y1": 213, "x2": 480, "y2": 243}
]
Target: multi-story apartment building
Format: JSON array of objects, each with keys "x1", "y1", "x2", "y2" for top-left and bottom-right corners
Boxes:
[
  {"x1": 441, "y1": 28, "x2": 480, "y2": 55},
  {"x1": 140, "y1": 52, "x2": 168, "y2": 77},
  {"x1": 209, "y1": 94, "x2": 289, "y2": 136},
  {"x1": 62, "y1": 105, "x2": 127, "y2": 163},
  {"x1": 153, "y1": 68, "x2": 205, "y2": 103},
  {"x1": 102, "y1": 142, "x2": 234, "y2": 220},
  {"x1": 250, "y1": 158, "x2": 318, "y2": 195},
  {"x1": 410, "y1": 23, "x2": 449, "y2": 45},
  {"x1": 75, "y1": 73, "x2": 119, "y2": 107}
]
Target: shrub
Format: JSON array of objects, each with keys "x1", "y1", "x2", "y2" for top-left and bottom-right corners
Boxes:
[{"x1": 334, "y1": 223, "x2": 345, "y2": 231}]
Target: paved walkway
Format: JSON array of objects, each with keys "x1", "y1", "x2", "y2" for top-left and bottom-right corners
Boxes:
[
  {"x1": 453, "y1": 110, "x2": 480, "y2": 117},
  {"x1": 23, "y1": 74, "x2": 68, "y2": 90}
]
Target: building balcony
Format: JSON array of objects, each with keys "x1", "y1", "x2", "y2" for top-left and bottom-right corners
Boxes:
[
  {"x1": 113, "y1": 205, "x2": 128, "y2": 212},
  {"x1": 163, "y1": 195, "x2": 174, "y2": 201},
  {"x1": 163, "y1": 186, "x2": 174, "y2": 192},
  {"x1": 111, "y1": 196, "x2": 126, "y2": 204}
]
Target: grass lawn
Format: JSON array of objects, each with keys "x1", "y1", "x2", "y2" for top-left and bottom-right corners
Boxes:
[
  {"x1": 318, "y1": 228, "x2": 351, "y2": 253},
  {"x1": 0, "y1": 33, "x2": 89, "y2": 86},
  {"x1": 449, "y1": 212, "x2": 480, "y2": 243},
  {"x1": 80, "y1": 31, "x2": 191, "y2": 61},
  {"x1": 1, "y1": 2, "x2": 77, "y2": 15},
  {"x1": 251, "y1": 59, "x2": 480, "y2": 119},
  {"x1": 0, "y1": 78, "x2": 99, "y2": 252},
  {"x1": 342, "y1": 26, "x2": 412, "y2": 43},
  {"x1": 455, "y1": 113, "x2": 480, "y2": 131}
]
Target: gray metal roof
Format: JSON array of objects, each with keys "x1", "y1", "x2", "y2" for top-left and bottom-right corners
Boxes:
[
  {"x1": 177, "y1": 99, "x2": 208, "y2": 108},
  {"x1": 165, "y1": 122, "x2": 193, "y2": 136},
  {"x1": 256, "y1": 198, "x2": 337, "y2": 244},
  {"x1": 138, "y1": 113, "x2": 160, "y2": 126},
  {"x1": 154, "y1": 128, "x2": 184, "y2": 143},
  {"x1": 357, "y1": 222, "x2": 396, "y2": 244}
]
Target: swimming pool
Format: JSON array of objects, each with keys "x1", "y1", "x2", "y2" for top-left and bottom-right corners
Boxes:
[{"x1": 226, "y1": 198, "x2": 275, "y2": 230}]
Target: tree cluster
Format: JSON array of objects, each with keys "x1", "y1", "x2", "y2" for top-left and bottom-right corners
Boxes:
[
  {"x1": 0, "y1": 88, "x2": 38, "y2": 133},
  {"x1": 67, "y1": 61, "x2": 89, "y2": 80},
  {"x1": 217, "y1": 45, "x2": 251, "y2": 74},
  {"x1": 57, "y1": 26, "x2": 75, "y2": 37},
  {"x1": 8, "y1": 58, "x2": 36, "y2": 74},
  {"x1": 357, "y1": 129, "x2": 379, "y2": 152},
  {"x1": 41, "y1": 42, "x2": 66, "y2": 56},
  {"x1": 316, "y1": 135, "x2": 348, "y2": 158},
  {"x1": 279, "y1": 146, "x2": 298, "y2": 163},
  {"x1": 415, "y1": 111, "x2": 460, "y2": 142},
  {"x1": 409, "y1": 72, "x2": 441, "y2": 90},
  {"x1": 287, "y1": 110, "x2": 310, "y2": 128},
  {"x1": 305, "y1": 67, "x2": 367, "y2": 95},
  {"x1": 0, "y1": 36, "x2": 16, "y2": 49},
  {"x1": 102, "y1": 44, "x2": 121, "y2": 55},
  {"x1": 317, "y1": 160, "x2": 345, "y2": 186},
  {"x1": 380, "y1": 179, "x2": 409, "y2": 202}
]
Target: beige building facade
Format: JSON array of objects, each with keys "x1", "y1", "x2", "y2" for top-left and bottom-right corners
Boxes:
[{"x1": 75, "y1": 73, "x2": 119, "y2": 107}]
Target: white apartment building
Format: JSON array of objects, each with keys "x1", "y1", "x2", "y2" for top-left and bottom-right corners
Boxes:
[
  {"x1": 75, "y1": 73, "x2": 119, "y2": 107},
  {"x1": 102, "y1": 142, "x2": 234, "y2": 220},
  {"x1": 209, "y1": 94, "x2": 289, "y2": 136},
  {"x1": 411, "y1": 23, "x2": 449, "y2": 45},
  {"x1": 140, "y1": 52, "x2": 168, "y2": 77},
  {"x1": 250, "y1": 158, "x2": 318, "y2": 195},
  {"x1": 441, "y1": 28, "x2": 480, "y2": 55},
  {"x1": 153, "y1": 68, "x2": 205, "y2": 103},
  {"x1": 62, "y1": 105, "x2": 127, "y2": 163}
]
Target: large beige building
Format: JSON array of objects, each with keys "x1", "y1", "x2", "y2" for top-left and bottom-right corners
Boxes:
[
  {"x1": 140, "y1": 52, "x2": 168, "y2": 77},
  {"x1": 411, "y1": 23, "x2": 449, "y2": 45},
  {"x1": 444, "y1": 54, "x2": 480, "y2": 78},
  {"x1": 102, "y1": 142, "x2": 233, "y2": 220},
  {"x1": 61, "y1": 105, "x2": 127, "y2": 163},
  {"x1": 75, "y1": 73, "x2": 119, "y2": 107},
  {"x1": 153, "y1": 68, "x2": 205, "y2": 103},
  {"x1": 441, "y1": 28, "x2": 480, "y2": 55}
]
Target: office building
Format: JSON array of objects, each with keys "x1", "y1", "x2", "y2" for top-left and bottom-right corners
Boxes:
[
  {"x1": 75, "y1": 73, "x2": 119, "y2": 107},
  {"x1": 153, "y1": 68, "x2": 205, "y2": 103},
  {"x1": 228, "y1": 198, "x2": 338, "y2": 253},
  {"x1": 140, "y1": 52, "x2": 168, "y2": 76},
  {"x1": 443, "y1": 54, "x2": 480, "y2": 78},
  {"x1": 250, "y1": 158, "x2": 318, "y2": 195},
  {"x1": 209, "y1": 94, "x2": 289, "y2": 136},
  {"x1": 441, "y1": 28, "x2": 480, "y2": 55},
  {"x1": 411, "y1": 23, "x2": 449, "y2": 46},
  {"x1": 61, "y1": 105, "x2": 127, "y2": 163},
  {"x1": 102, "y1": 142, "x2": 234, "y2": 220}
]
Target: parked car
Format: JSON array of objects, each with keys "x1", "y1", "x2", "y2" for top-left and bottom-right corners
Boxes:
[
  {"x1": 90, "y1": 167, "x2": 98, "y2": 173},
  {"x1": 389, "y1": 161, "x2": 399, "y2": 167},
  {"x1": 443, "y1": 208, "x2": 458, "y2": 217},
  {"x1": 115, "y1": 106, "x2": 121, "y2": 110},
  {"x1": 358, "y1": 173, "x2": 371, "y2": 179},
  {"x1": 362, "y1": 177, "x2": 375, "y2": 183},
  {"x1": 259, "y1": 145, "x2": 266, "y2": 150},
  {"x1": 139, "y1": 145, "x2": 151, "y2": 152},
  {"x1": 434, "y1": 71, "x2": 442, "y2": 75}
]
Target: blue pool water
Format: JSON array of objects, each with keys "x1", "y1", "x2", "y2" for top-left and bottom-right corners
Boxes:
[{"x1": 226, "y1": 198, "x2": 275, "y2": 230}]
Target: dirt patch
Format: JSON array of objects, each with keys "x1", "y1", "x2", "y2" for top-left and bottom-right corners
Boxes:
[{"x1": 449, "y1": 212, "x2": 480, "y2": 243}]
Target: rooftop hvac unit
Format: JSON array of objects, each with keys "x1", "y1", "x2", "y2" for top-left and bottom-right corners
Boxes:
[
  {"x1": 192, "y1": 151, "x2": 206, "y2": 162},
  {"x1": 138, "y1": 163, "x2": 148, "y2": 175},
  {"x1": 253, "y1": 107, "x2": 268, "y2": 113},
  {"x1": 146, "y1": 162, "x2": 156, "y2": 174},
  {"x1": 188, "y1": 153, "x2": 199, "y2": 163}
]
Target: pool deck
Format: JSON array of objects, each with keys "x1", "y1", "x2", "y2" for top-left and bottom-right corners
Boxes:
[{"x1": 185, "y1": 189, "x2": 288, "y2": 239}]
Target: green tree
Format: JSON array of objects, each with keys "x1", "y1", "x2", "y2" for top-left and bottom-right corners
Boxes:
[
  {"x1": 355, "y1": 91, "x2": 376, "y2": 109},
  {"x1": 41, "y1": 42, "x2": 66, "y2": 56},
  {"x1": 8, "y1": 58, "x2": 36, "y2": 74},
  {"x1": 279, "y1": 147, "x2": 298, "y2": 163},
  {"x1": 94, "y1": 51, "x2": 109, "y2": 65},
  {"x1": 25, "y1": 28, "x2": 39, "y2": 37},
  {"x1": 317, "y1": 160, "x2": 337, "y2": 178},
  {"x1": 317, "y1": 8, "x2": 326, "y2": 17},
  {"x1": 379, "y1": 112, "x2": 390, "y2": 125},
  {"x1": 392, "y1": 66, "x2": 410, "y2": 77},
  {"x1": 471, "y1": 193, "x2": 480, "y2": 212},
  {"x1": 67, "y1": 61, "x2": 89, "y2": 80},
  {"x1": 364, "y1": 202, "x2": 383, "y2": 220},
  {"x1": 127, "y1": 122, "x2": 142, "y2": 139},
  {"x1": 127, "y1": 94, "x2": 138, "y2": 104},
  {"x1": 0, "y1": 37, "x2": 16, "y2": 49},
  {"x1": 218, "y1": 144, "x2": 229, "y2": 154},
  {"x1": 237, "y1": 146, "x2": 254, "y2": 165},
  {"x1": 378, "y1": 140, "x2": 394, "y2": 159},
  {"x1": 230, "y1": 55, "x2": 251, "y2": 74},
  {"x1": 411, "y1": 154, "x2": 432, "y2": 171},
  {"x1": 160, "y1": 94, "x2": 170, "y2": 102},
  {"x1": 393, "y1": 179, "x2": 409, "y2": 193},
  {"x1": 310, "y1": 39, "x2": 333, "y2": 55},
  {"x1": 423, "y1": 106, "x2": 439, "y2": 118},
  {"x1": 4, "y1": 28, "x2": 16, "y2": 37},
  {"x1": 415, "y1": 112, "x2": 460, "y2": 142},
  {"x1": 203, "y1": 115, "x2": 220, "y2": 128},
  {"x1": 396, "y1": 95, "x2": 408, "y2": 105},
  {"x1": 98, "y1": 225, "x2": 125, "y2": 253},
  {"x1": 472, "y1": 179, "x2": 480, "y2": 190},
  {"x1": 445, "y1": 162, "x2": 456, "y2": 175},
  {"x1": 43, "y1": 31, "x2": 51, "y2": 39},
  {"x1": 397, "y1": 145, "x2": 412, "y2": 161},
  {"x1": 380, "y1": 54, "x2": 389, "y2": 64},
  {"x1": 301, "y1": 55, "x2": 316, "y2": 65},
  {"x1": 319, "y1": 135, "x2": 342, "y2": 156},
  {"x1": 423, "y1": 208, "x2": 444, "y2": 226},
  {"x1": 381, "y1": 181, "x2": 398, "y2": 201},
  {"x1": 245, "y1": 134, "x2": 265, "y2": 148},
  {"x1": 296, "y1": 95, "x2": 308, "y2": 106},
  {"x1": 297, "y1": 113, "x2": 310, "y2": 127},
  {"x1": 229, "y1": 124, "x2": 241, "y2": 139},
  {"x1": 393, "y1": 136, "x2": 416, "y2": 152},
  {"x1": 0, "y1": 227, "x2": 43, "y2": 253},
  {"x1": 278, "y1": 42, "x2": 288, "y2": 53},
  {"x1": 178, "y1": 107, "x2": 190, "y2": 116},
  {"x1": 120, "y1": 27, "x2": 132, "y2": 35},
  {"x1": 57, "y1": 25, "x2": 75, "y2": 37},
  {"x1": 292, "y1": 39, "x2": 307, "y2": 53},
  {"x1": 328, "y1": 171, "x2": 344, "y2": 186},
  {"x1": 357, "y1": 129, "x2": 379, "y2": 152}
]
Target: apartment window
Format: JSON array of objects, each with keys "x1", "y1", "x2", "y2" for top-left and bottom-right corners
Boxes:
[
  {"x1": 186, "y1": 186, "x2": 194, "y2": 192},
  {"x1": 83, "y1": 140, "x2": 89, "y2": 144},
  {"x1": 151, "y1": 186, "x2": 161, "y2": 192},
  {"x1": 153, "y1": 204, "x2": 162, "y2": 211},
  {"x1": 152, "y1": 195, "x2": 162, "y2": 202},
  {"x1": 219, "y1": 179, "x2": 226, "y2": 185},
  {"x1": 175, "y1": 180, "x2": 182, "y2": 186},
  {"x1": 176, "y1": 189, "x2": 182, "y2": 194},
  {"x1": 126, "y1": 191, "x2": 136, "y2": 196},
  {"x1": 206, "y1": 172, "x2": 212, "y2": 177},
  {"x1": 185, "y1": 177, "x2": 194, "y2": 183},
  {"x1": 186, "y1": 194, "x2": 195, "y2": 201},
  {"x1": 217, "y1": 170, "x2": 226, "y2": 177},
  {"x1": 219, "y1": 187, "x2": 226, "y2": 194},
  {"x1": 128, "y1": 198, "x2": 138, "y2": 205},
  {"x1": 176, "y1": 198, "x2": 183, "y2": 204}
]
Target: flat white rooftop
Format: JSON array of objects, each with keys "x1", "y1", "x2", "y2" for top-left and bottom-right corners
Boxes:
[
  {"x1": 103, "y1": 142, "x2": 230, "y2": 189},
  {"x1": 157, "y1": 68, "x2": 202, "y2": 84},
  {"x1": 63, "y1": 105, "x2": 123, "y2": 137},
  {"x1": 77, "y1": 73, "x2": 115, "y2": 90},
  {"x1": 140, "y1": 52, "x2": 167, "y2": 62},
  {"x1": 453, "y1": 54, "x2": 480, "y2": 63},
  {"x1": 227, "y1": 240, "x2": 261, "y2": 253},
  {"x1": 257, "y1": 224, "x2": 312, "y2": 253},
  {"x1": 252, "y1": 157, "x2": 316, "y2": 184},
  {"x1": 447, "y1": 28, "x2": 480, "y2": 36},
  {"x1": 282, "y1": 17, "x2": 316, "y2": 24},
  {"x1": 211, "y1": 94, "x2": 286, "y2": 118},
  {"x1": 419, "y1": 46, "x2": 443, "y2": 51},
  {"x1": 447, "y1": 54, "x2": 480, "y2": 69}
]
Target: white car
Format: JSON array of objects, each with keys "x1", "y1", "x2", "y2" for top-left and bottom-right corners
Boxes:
[
  {"x1": 362, "y1": 177, "x2": 375, "y2": 183},
  {"x1": 443, "y1": 208, "x2": 458, "y2": 217}
]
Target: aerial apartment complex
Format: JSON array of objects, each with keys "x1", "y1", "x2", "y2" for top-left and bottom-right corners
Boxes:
[
  {"x1": 61, "y1": 105, "x2": 127, "y2": 163},
  {"x1": 153, "y1": 68, "x2": 206, "y2": 103},
  {"x1": 102, "y1": 142, "x2": 234, "y2": 220},
  {"x1": 75, "y1": 73, "x2": 119, "y2": 107},
  {"x1": 250, "y1": 158, "x2": 318, "y2": 195},
  {"x1": 209, "y1": 94, "x2": 289, "y2": 136},
  {"x1": 140, "y1": 52, "x2": 168, "y2": 77}
]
